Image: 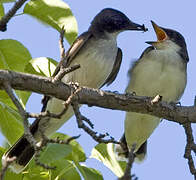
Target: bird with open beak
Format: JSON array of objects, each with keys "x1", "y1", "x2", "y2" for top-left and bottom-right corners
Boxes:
[
  {"x1": 2, "y1": 8, "x2": 147, "y2": 173},
  {"x1": 116, "y1": 21, "x2": 189, "y2": 161}
]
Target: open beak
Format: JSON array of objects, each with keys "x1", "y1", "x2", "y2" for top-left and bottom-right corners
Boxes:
[
  {"x1": 146, "y1": 20, "x2": 168, "y2": 45},
  {"x1": 127, "y1": 22, "x2": 148, "y2": 32}
]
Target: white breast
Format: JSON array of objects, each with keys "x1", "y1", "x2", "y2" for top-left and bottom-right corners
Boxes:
[
  {"x1": 127, "y1": 49, "x2": 186, "y2": 101},
  {"x1": 125, "y1": 48, "x2": 187, "y2": 152},
  {"x1": 62, "y1": 34, "x2": 118, "y2": 88}
]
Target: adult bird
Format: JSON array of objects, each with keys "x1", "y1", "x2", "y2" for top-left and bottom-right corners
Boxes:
[
  {"x1": 116, "y1": 21, "x2": 189, "y2": 161},
  {"x1": 2, "y1": 8, "x2": 146, "y2": 173}
]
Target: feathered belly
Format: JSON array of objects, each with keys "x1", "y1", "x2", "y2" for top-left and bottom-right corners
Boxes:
[
  {"x1": 125, "y1": 58, "x2": 186, "y2": 151},
  {"x1": 128, "y1": 59, "x2": 186, "y2": 101},
  {"x1": 38, "y1": 45, "x2": 117, "y2": 137},
  {"x1": 62, "y1": 52, "x2": 115, "y2": 88}
]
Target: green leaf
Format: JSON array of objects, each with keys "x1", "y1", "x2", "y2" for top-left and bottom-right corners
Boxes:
[
  {"x1": 0, "y1": 90, "x2": 30, "y2": 109},
  {"x1": 1, "y1": 0, "x2": 15, "y2": 3},
  {"x1": 4, "y1": 169, "x2": 24, "y2": 180},
  {"x1": 51, "y1": 159, "x2": 81, "y2": 180},
  {"x1": 0, "y1": 89, "x2": 30, "y2": 110},
  {"x1": 0, "y1": 39, "x2": 32, "y2": 106},
  {"x1": 24, "y1": 0, "x2": 78, "y2": 44},
  {"x1": 15, "y1": 90, "x2": 31, "y2": 107},
  {"x1": 0, "y1": 39, "x2": 31, "y2": 72},
  {"x1": 75, "y1": 162, "x2": 103, "y2": 180},
  {"x1": 26, "y1": 153, "x2": 80, "y2": 180},
  {"x1": 39, "y1": 143, "x2": 72, "y2": 164},
  {"x1": 25, "y1": 57, "x2": 57, "y2": 77},
  {"x1": 0, "y1": 102, "x2": 23, "y2": 145},
  {"x1": 90, "y1": 143, "x2": 126, "y2": 177},
  {"x1": 0, "y1": 3, "x2": 4, "y2": 18},
  {"x1": 0, "y1": 146, "x2": 6, "y2": 158},
  {"x1": 0, "y1": 90, "x2": 15, "y2": 108},
  {"x1": 51, "y1": 133, "x2": 86, "y2": 162},
  {"x1": 23, "y1": 162, "x2": 50, "y2": 180}
]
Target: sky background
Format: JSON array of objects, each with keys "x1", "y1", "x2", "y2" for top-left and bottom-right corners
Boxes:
[{"x1": 1, "y1": 0, "x2": 196, "y2": 179}]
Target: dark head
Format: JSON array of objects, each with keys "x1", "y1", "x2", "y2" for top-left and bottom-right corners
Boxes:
[
  {"x1": 89, "y1": 8, "x2": 147, "y2": 35},
  {"x1": 146, "y1": 21, "x2": 189, "y2": 62}
]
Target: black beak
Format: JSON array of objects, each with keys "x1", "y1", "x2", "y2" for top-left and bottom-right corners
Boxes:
[
  {"x1": 145, "y1": 41, "x2": 155, "y2": 45},
  {"x1": 127, "y1": 22, "x2": 148, "y2": 32}
]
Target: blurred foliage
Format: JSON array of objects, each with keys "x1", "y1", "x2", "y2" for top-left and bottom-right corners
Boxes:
[{"x1": 0, "y1": 3, "x2": 4, "y2": 19}]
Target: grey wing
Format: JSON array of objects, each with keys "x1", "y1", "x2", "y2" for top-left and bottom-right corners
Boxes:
[
  {"x1": 52, "y1": 31, "x2": 93, "y2": 77},
  {"x1": 42, "y1": 31, "x2": 93, "y2": 111},
  {"x1": 100, "y1": 48, "x2": 122, "y2": 88}
]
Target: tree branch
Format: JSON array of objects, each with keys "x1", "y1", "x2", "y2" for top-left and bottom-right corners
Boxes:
[
  {"x1": 118, "y1": 144, "x2": 136, "y2": 180},
  {"x1": 0, "y1": 70, "x2": 195, "y2": 125},
  {"x1": 72, "y1": 101, "x2": 119, "y2": 144},
  {"x1": 183, "y1": 123, "x2": 196, "y2": 177},
  {"x1": 0, "y1": 0, "x2": 28, "y2": 31}
]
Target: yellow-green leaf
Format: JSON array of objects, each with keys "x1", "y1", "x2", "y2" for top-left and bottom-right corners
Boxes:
[
  {"x1": 24, "y1": 0, "x2": 78, "y2": 44},
  {"x1": 0, "y1": 102, "x2": 23, "y2": 145},
  {"x1": 51, "y1": 159, "x2": 81, "y2": 180},
  {"x1": 0, "y1": 3, "x2": 4, "y2": 18},
  {"x1": 90, "y1": 143, "x2": 126, "y2": 177},
  {"x1": 0, "y1": 39, "x2": 32, "y2": 106},
  {"x1": 51, "y1": 133, "x2": 86, "y2": 162},
  {"x1": 1, "y1": 0, "x2": 15, "y2": 3},
  {"x1": 39, "y1": 143, "x2": 72, "y2": 164},
  {"x1": 0, "y1": 39, "x2": 31, "y2": 72},
  {"x1": 25, "y1": 57, "x2": 57, "y2": 77},
  {"x1": 75, "y1": 162, "x2": 103, "y2": 180},
  {"x1": 23, "y1": 161, "x2": 50, "y2": 180}
]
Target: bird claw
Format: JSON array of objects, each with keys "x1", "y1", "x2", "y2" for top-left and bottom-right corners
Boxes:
[
  {"x1": 125, "y1": 92, "x2": 136, "y2": 97},
  {"x1": 105, "y1": 90, "x2": 119, "y2": 94},
  {"x1": 169, "y1": 101, "x2": 181, "y2": 106}
]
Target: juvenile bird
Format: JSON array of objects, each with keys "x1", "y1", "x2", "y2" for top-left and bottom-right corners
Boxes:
[{"x1": 116, "y1": 21, "x2": 188, "y2": 161}]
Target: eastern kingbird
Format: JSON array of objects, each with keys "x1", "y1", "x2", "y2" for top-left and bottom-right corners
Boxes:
[
  {"x1": 116, "y1": 21, "x2": 189, "y2": 161},
  {"x1": 3, "y1": 8, "x2": 146, "y2": 173}
]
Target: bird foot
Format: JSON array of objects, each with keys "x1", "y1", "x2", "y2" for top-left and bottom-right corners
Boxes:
[{"x1": 169, "y1": 101, "x2": 181, "y2": 106}]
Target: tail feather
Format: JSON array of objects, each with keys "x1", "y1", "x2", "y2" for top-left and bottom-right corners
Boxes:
[
  {"x1": 134, "y1": 141, "x2": 147, "y2": 162},
  {"x1": 115, "y1": 134, "x2": 147, "y2": 162},
  {"x1": 2, "y1": 135, "x2": 35, "y2": 174}
]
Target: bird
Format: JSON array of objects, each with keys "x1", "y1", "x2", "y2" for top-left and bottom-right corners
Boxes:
[
  {"x1": 2, "y1": 8, "x2": 147, "y2": 173},
  {"x1": 115, "y1": 20, "x2": 189, "y2": 162}
]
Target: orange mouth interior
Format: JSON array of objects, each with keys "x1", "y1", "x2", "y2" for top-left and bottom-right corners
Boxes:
[{"x1": 151, "y1": 21, "x2": 168, "y2": 41}]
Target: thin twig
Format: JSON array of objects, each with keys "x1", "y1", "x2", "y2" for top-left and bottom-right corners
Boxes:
[
  {"x1": 59, "y1": 26, "x2": 66, "y2": 60},
  {"x1": 31, "y1": 83, "x2": 81, "y2": 170},
  {"x1": 182, "y1": 97, "x2": 196, "y2": 178},
  {"x1": 3, "y1": 82, "x2": 37, "y2": 147},
  {"x1": 34, "y1": 132, "x2": 80, "y2": 170},
  {"x1": 52, "y1": 27, "x2": 81, "y2": 82},
  {"x1": 31, "y1": 29, "x2": 81, "y2": 170},
  {"x1": 29, "y1": 83, "x2": 82, "y2": 120},
  {"x1": 72, "y1": 101, "x2": 119, "y2": 144},
  {"x1": 118, "y1": 144, "x2": 136, "y2": 180},
  {"x1": 47, "y1": 135, "x2": 81, "y2": 145},
  {"x1": 0, "y1": 0, "x2": 28, "y2": 31},
  {"x1": 52, "y1": 64, "x2": 80, "y2": 82},
  {"x1": 183, "y1": 123, "x2": 196, "y2": 177},
  {"x1": 0, "y1": 156, "x2": 16, "y2": 180}
]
